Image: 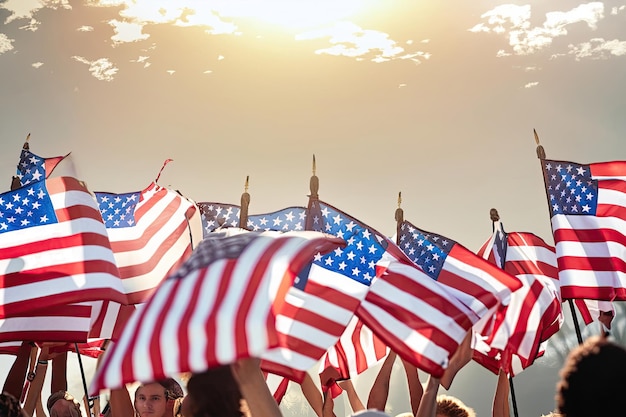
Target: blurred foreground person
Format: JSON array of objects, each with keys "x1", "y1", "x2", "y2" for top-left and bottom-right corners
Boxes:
[
  {"x1": 0, "y1": 392, "x2": 28, "y2": 417},
  {"x1": 556, "y1": 334, "x2": 626, "y2": 417},
  {"x1": 182, "y1": 358, "x2": 281, "y2": 417},
  {"x1": 47, "y1": 391, "x2": 82, "y2": 417}
]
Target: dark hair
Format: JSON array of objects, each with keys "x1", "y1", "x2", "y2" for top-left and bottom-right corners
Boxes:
[
  {"x1": 46, "y1": 391, "x2": 82, "y2": 414},
  {"x1": 158, "y1": 378, "x2": 184, "y2": 400},
  {"x1": 556, "y1": 335, "x2": 626, "y2": 417},
  {"x1": 0, "y1": 392, "x2": 27, "y2": 417},
  {"x1": 185, "y1": 366, "x2": 243, "y2": 417}
]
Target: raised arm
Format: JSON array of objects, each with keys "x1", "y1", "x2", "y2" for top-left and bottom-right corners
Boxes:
[
  {"x1": 492, "y1": 370, "x2": 510, "y2": 417},
  {"x1": 366, "y1": 351, "x2": 396, "y2": 411}
]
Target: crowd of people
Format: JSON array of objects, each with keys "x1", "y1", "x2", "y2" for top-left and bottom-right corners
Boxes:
[{"x1": 1, "y1": 334, "x2": 625, "y2": 417}]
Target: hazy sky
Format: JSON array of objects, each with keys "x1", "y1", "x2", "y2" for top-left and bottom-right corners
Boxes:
[{"x1": 1, "y1": 1, "x2": 625, "y2": 416}]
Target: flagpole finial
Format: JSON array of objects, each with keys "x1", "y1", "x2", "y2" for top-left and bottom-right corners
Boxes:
[
  {"x1": 395, "y1": 192, "x2": 404, "y2": 242},
  {"x1": 490, "y1": 208, "x2": 500, "y2": 222},
  {"x1": 23, "y1": 133, "x2": 30, "y2": 150},
  {"x1": 534, "y1": 129, "x2": 546, "y2": 159},
  {"x1": 240, "y1": 176, "x2": 250, "y2": 229},
  {"x1": 309, "y1": 155, "x2": 319, "y2": 199}
]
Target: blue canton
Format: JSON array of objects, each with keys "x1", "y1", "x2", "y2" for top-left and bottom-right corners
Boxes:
[
  {"x1": 544, "y1": 160, "x2": 598, "y2": 216},
  {"x1": 248, "y1": 207, "x2": 306, "y2": 232},
  {"x1": 398, "y1": 221, "x2": 456, "y2": 280},
  {"x1": 197, "y1": 202, "x2": 241, "y2": 236},
  {"x1": 94, "y1": 191, "x2": 140, "y2": 228},
  {"x1": 16, "y1": 149, "x2": 46, "y2": 186},
  {"x1": 308, "y1": 201, "x2": 387, "y2": 286},
  {"x1": 0, "y1": 181, "x2": 57, "y2": 234}
]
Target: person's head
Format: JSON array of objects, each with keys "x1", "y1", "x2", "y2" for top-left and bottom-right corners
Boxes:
[
  {"x1": 436, "y1": 395, "x2": 476, "y2": 417},
  {"x1": 0, "y1": 392, "x2": 28, "y2": 417},
  {"x1": 556, "y1": 335, "x2": 626, "y2": 417},
  {"x1": 182, "y1": 366, "x2": 244, "y2": 417},
  {"x1": 47, "y1": 391, "x2": 82, "y2": 417},
  {"x1": 134, "y1": 379, "x2": 184, "y2": 417}
]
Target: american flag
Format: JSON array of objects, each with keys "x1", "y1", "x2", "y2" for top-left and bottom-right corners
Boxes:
[
  {"x1": 197, "y1": 202, "x2": 241, "y2": 235},
  {"x1": 0, "y1": 177, "x2": 127, "y2": 319},
  {"x1": 94, "y1": 182, "x2": 201, "y2": 304},
  {"x1": 474, "y1": 223, "x2": 562, "y2": 374},
  {"x1": 0, "y1": 304, "x2": 93, "y2": 343},
  {"x1": 90, "y1": 230, "x2": 343, "y2": 393},
  {"x1": 356, "y1": 240, "x2": 478, "y2": 378},
  {"x1": 542, "y1": 159, "x2": 626, "y2": 300},
  {"x1": 260, "y1": 201, "x2": 382, "y2": 381},
  {"x1": 397, "y1": 220, "x2": 522, "y2": 322},
  {"x1": 16, "y1": 148, "x2": 69, "y2": 187},
  {"x1": 319, "y1": 316, "x2": 388, "y2": 393},
  {"x1": 573, "y1": 298, "x2": 615, "y2": 329}
]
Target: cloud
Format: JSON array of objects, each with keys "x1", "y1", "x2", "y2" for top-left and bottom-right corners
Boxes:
[
  {"x1": 568, "y1": 37, "x2": 626, "y2": 60},
  {"x1": 470, "y1": 2, "x2": 608, "y2": 56},
  {"x1": 1, "y1": 0, "x2": 71, "y2": 25},
  {"x1": 77, "y1": 26, "x2": 94, "y2": 32},
  {"x1": 109, "y1": 19, "x2": 150, "y2": 44},
  {"x1": 72, "y1": 56, "x2": 119, "y2": 81},
  {"x1": 524, "y1": 81, "x2": 539, "y2": 88},
  {"x1": 32, "y1": 62, "x2": 44, "y2": 68},
  {"x1": 296, "y1": 21, "x2": 428, "y2": 63},
  {"x1": 0, "y1": 33, "x2": 14, "y2": 54}
]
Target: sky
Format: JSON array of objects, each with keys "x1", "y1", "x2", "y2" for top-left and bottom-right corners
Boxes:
[{"x1": 1, "y1": 0, "x2": 625, "y2": 416}]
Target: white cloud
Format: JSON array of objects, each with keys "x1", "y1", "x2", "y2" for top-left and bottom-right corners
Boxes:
[
  {"x1": 611, "y1": 5, "x2": 626, "y2": 15},
  {"x1": 0, "y1": 34, "x2": 14, "y2": 54},
  {"x1": 472, "y1": 2, "x2": 608, "y2": 56},
  {"x1": 130, "y1": 55, "x2": 151, "y2": 68},
  {"x1": 77, "y1": 26, "x2": 94, "y2": 32},
  {"x1": 568, "y1": 37, "x2": 626, "y2": 60},
  {"x1": 32, "y1": 62, "x2": 44, "y2": 68},
  {"x1": 1, "y1": 0, "x2": 71, "y2": 24},
  {"x1": 524, "y1": 81, "x2": 539, "y2": 88},
  {"x1": 296, "y1": 21, "x2": 427, "y2": 63},
  {"x1": 72, "y1": 56, "x2": 119, "y2": 81},
  {"x1": 166, "y1": 70, "x2": 175, "y2": 75},
  {"x1": 109, "y1": 20, "x2": 150, "y2": 44}
]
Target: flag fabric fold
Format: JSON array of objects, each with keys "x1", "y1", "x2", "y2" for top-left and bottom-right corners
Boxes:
[
  {"x1": 259, "y1": 202, "x2": 382, "y2": 382},
  {"x1": 0, "y1": 177, "x2": 127, "y2": 319},
  {"x1": 16, "y1": 147, "x2": 70, "y2": 187},
  {"x1": 397, "y1": 220, "x2": 522, "y2": 322},
  {"x1": 541, "y1": 159, "x2": 626, "y2": 301},
  {"x1": 90, "y1": 229, "x2": 343, "y2": 394},
  {"x1": 473, "y1": 224, "x2": 562, "y2": 375},
  {"x1": 94, "y1": 182, "x2": 200, "y2": 304}
]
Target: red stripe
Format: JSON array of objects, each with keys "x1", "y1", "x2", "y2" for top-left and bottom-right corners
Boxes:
[
  {"x1": 0, "y1": 330, "x2": 89, "y2": 343},
  {"x1": 149, "y1": 278, "x2": 182, "y2": 379},
  {"x1": 1, "y1": 259, "x2": 119, "y2": 287},
  {"x1": 561, "y1": 285, "x2": 626, "y2": 301},
  {"x1": 0, "y1": 288, "x2": 127, "y2": 318},
  {"x1": 0, "y1": 231, "x2": 113, "y2": 263},
  {"x1": 554, "y1": 228, "x2": 626, "y2": 244},
  {"x1": 205, "y1": 260, "x2": 237, "y2": 367},
  {"x1": 235, "y1": 239, "x2": 288, "y2": 358},
  {"x1": 110, "y1": 196, "x2": 184, "y2": 253},
  {"x1": 276, "y1": 302, "x2": 346, "y2": 336},
  {"x1": 591, "y1": 160, "x2": 626, "y2": 177},
  {"x1": 356, "y1": 305, "x2": 446, "y2": 378},
  {"x1": 176, "y1": 273, "x2": 205, "y2": 372},
  {"x1": 558, "y1": 255, "x2": 626, "y2": 273}
]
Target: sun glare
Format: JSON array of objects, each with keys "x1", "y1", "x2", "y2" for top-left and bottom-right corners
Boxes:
[{"x1": 209, "y1": 0, "x2": 376, "y2": 30}]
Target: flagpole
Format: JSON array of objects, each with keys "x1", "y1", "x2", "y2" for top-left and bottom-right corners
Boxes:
[
  {"x1": 74, "y1": 343, "x2": 94, "y2": 417},
  {"x1": 534, "y1": 130, "x2": 583, "y2": 344},
  {"x1": 10, "y1": 133, "x2": 30, "y2": 190},
  {"x1": 240, "y1": 176, "x2": 250, "y2": 229},
  {"x1": 489, "y1": 209, "x2": 519, "y2": 417},
  {"x1": 395, "y1": 192, "x2": 403, "y2": 242},
  {"x1": 305, "y1": 155, "x2": 320, "y2": 231}
]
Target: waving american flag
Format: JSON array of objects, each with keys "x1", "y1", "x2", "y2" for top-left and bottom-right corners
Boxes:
[{"x1": 542, "y1": 159, "x2": 626, "y2": 301}]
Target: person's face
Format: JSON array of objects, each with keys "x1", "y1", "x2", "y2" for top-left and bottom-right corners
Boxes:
[
  {"x1": 49, "y1": 399, "x2": 81, "y2": 417},
  {"x1": 135, "y1": 383, "x2": 168, "y2": 417}
]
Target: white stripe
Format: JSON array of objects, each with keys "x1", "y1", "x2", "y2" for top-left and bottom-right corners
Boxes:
[{"x1": 552, "y1": 213, "x2": 626, "y2": 232}]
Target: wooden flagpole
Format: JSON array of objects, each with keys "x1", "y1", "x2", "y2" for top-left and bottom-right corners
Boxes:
[
  {"x1": 10, "y1": 133, "x2": 30, "y2": 190},
  {"x1": 239, "y1": 176, "x2": 250, "y2": 229},
  {"x1": 534, "y1": 130, "x2": 583, "y2": 344},
  {"x1": 305, "y1": 155, "x2": 320, "y2": 231}
]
